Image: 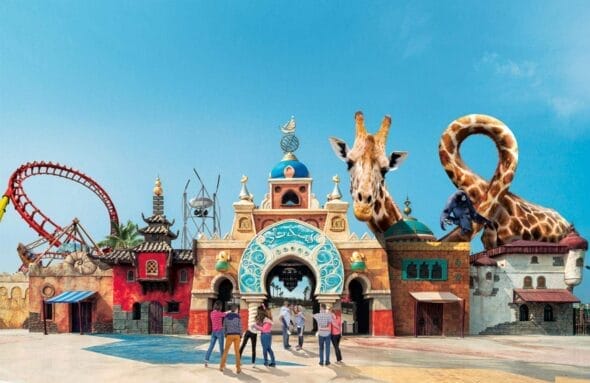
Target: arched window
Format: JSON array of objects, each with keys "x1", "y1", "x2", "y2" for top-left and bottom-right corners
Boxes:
[
  {"x1": 485, "y1": 271, "x2": 493, "y2": 281},
  {"x1": 179, "y1": 269, "x2": 188, "y2": 283},
  {"x1": 127, "y1": 269, "x2": 135, "y2": 282},
  {"x1": 519, "y1": 305, "x2": 529, "y2": 321},
  {"x1": 406, "y1": 262, "x2": 417, "y2": 279},
  {"x1": 576, "y1": 258, "x2": 584, "y2": 267},
  {"x1": 281, "y1": 190, "x2": 300, "y2": 206},
  {"x1": 530, "y1": 256, "x2": 538, "y2": 264},
  {"x1": 431, "y1": 262, "x2": 442, "y2": 279},
  {"x1": 132, "y1": 302, "x2": 141, "y2": 320},
  {"x1": 419, "y1": 262, "x2": 429, "y2": 279},
  {"x1": 544, "y1": 304, "x2": 554, "y2": 321},
  {"x1": 523, "y1": 276, "x2": 533, "y2": 289},
  {"x1": 146, "y1": 260, "x2": 158, "y2": 276},
  {"x1": 537, "y1": 276, "x2": 546, "y2": 289}
]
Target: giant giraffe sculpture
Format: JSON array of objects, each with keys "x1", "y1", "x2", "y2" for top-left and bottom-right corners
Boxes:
[
  {"x1": 329, "y1": 111, "x2": 408, "y2": 234},
  {"x1": 439, "y1": 114, "x2": 571, "y2": 249},
  {"x1": 330, "y1": 112, "x2": 572, "y2": 250}
]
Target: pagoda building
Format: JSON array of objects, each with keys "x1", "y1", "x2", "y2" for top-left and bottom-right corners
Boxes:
[{"x1": 104, "y1": 178, "x2": 193, "y2": 334}]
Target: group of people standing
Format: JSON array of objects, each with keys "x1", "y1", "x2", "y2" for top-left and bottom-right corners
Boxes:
[{"x1": 203, "y1": 300, "x2": 343, "y2": 374}]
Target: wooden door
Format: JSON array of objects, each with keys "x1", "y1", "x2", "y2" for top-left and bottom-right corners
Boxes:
[
  {"x1": 417, "y1": 302, "x2": 443, "y2": 336},
  {"x1": 148, "y1": 301, "x2": 163, "y2": 334}
]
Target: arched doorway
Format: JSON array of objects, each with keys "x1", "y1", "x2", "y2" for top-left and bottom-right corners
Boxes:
[
  {"x1": 519, "y1": 304, "x2": 529, "y2": 321},
  {"x1": 343, "y1": 278, "x2": 370, "y2": 335},
  {"x1": 217, "y1": 279, "x2": 234, "y2": 311},
  {"x1": 265, "y1": 259, "x2": 317, "y2": 333}
]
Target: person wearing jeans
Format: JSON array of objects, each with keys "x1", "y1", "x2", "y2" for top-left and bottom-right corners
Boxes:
[
  {"x1": 279, "y1": 301, "x2": 292, "y2": 349},
  {"x1": 254, "y1": 307, "x2": 276, "y2": 367},
  {"x1": 294, "y1": 305, "x2": 305, "y2": 350},
  {"x1": 240, "y1": 305, "x2": 265, "y2": 366},
  {"x1": 313, "y1": 303, "x2": 333, "y2": 366},
  {"x1": 204, "y1": 300, "x2": 226, "y2": 367}
]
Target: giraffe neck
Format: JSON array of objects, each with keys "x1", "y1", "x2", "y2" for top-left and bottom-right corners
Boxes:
[{"x1": 370, "y1": 184, "x2": 403, "y2": 233}]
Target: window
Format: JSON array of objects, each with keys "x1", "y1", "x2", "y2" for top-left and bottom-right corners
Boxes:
[
  {"x1": 431, "y1": 262, "x2": 442, "y2": 279},
  {"x1": 523, "y1": 276, "x2": 533, "y2": 289},
  {"x1": 146, "y1": 260, "x2": 158, "y2": 276},
  {"x1": 419, "y1": 262, "x2": 429, "y2": 279},
  {"x1": 127, "y1": 270, "x2": 135, "y2": 282},
  {"x1": 530, "y1": 256, "x2": 538, "y2": 264},
  {"x1": 576, "y1": 258, "x2": 584, "y2": 267},
  {"x1": 553, "y1": 257, "x2": 564, "y2": 266},
  {"x1": 485, "y1": 272, "x2": 493, "y2": 281},
  {"x1": 519, "y1": 304, "x2": 529, "y2": 321},
  {"x1": 179, "y1": 269, "x2": 188, "y2": 283},
  {"x1": 132, "y1": 302, "x2": 141, "y2": 320},
  {"x1": 469, "y1": 276, "x2": 475, "y2": 289},
  {"x1": 44, "y1": 303, "x2": 54, "y2": 321},
  {"x1": 543, "y1": 305, "x2": 554, "y2": 321},
  {"x1": 167, "y1": 301, "x2": 180, "y2": 313},
  {"x1": 402, "y1": 259, "x2": 448, "y2": 281},
  {"x1": 281, "y1": 190, "x2": 300, "y2": 206},
  {"x1": 537, "y1": 276, "x2": 546, "y2": 289},
  {"x1": 406, "y1": 262, "x2": 417, "y2": 279}
]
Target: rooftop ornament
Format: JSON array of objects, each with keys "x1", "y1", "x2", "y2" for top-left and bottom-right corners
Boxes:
[{"x1": 327, "y1": 175, "x2": 343, "y2": 201}]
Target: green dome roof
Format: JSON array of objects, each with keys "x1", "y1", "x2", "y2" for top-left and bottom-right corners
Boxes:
[{"x1": 384, "y1": 217, "x2": 436, "y2": 241}]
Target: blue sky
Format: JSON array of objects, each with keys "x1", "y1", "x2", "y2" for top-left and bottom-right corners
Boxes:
[{"x1": 1, "y1": 1, "x2": 589, "y2": 301}]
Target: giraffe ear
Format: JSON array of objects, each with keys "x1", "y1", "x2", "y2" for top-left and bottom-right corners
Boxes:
[
  {"x1": 329, "y1": 137, "x2": 350, "y2": 162},
  {"x1": 389, "y1": 151, "x2": 408, "y2": 170}
]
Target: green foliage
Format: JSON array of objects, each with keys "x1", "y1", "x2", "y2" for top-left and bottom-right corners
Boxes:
[{"x1": 98, "y1": 220, "x2": 143, "y2": 249}]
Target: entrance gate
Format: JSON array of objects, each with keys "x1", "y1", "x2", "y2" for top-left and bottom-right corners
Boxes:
[{"x1": 417, "y1": 302, "x2": 443, "y2": 336}]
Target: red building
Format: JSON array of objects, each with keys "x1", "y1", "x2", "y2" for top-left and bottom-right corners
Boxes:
[{"x1": 103, "y1": 178, "x2": 193, "y2": 334}]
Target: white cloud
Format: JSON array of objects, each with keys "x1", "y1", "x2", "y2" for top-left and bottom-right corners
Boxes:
[{"x1": 477, "y1": 52, "x2": 589, "y2": 121}]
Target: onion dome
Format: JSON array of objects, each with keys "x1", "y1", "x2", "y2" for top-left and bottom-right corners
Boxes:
[
  {"x1": 559, "y1": 228, "x2": 588, "y2": 250},
  {"x1": 384, "y1": 197, "x2": 436, "y2": 241},
  {"x1": 473, "y1": 255, "x2": 497, "y2": 267},
  {"x1": 270, "y1": 154, "x2": 310, "y2": 179}
]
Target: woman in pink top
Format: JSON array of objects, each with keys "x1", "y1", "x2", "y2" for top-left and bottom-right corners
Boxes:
[
  {"x1": 204, "y1": 300, "x2": 226, "y2": 367},
  {"x1": 329, "y1": 307, "x2": 343, "y2": 363},
  {"x1": 254, "y1": 309, "x2": 276, "y2": 367}
]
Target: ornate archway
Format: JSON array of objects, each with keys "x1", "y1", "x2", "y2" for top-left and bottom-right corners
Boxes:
[{"x1": 238, "y1": 220, "x2": 344, "y2": 296}]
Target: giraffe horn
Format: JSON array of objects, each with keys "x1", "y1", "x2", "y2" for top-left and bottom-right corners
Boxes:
[
  {"x1": 355, "y1": 111, "x2": 367, "y2": 137},
  {"x1": 375, "y1": 115, "x2": 392, "y2": 146}
]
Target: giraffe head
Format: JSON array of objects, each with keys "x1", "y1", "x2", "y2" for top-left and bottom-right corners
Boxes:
[{"x1": 329, "y1": 111, "x2": 408, "y2": 224}]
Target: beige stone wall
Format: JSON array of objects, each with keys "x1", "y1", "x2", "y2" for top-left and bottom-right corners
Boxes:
[{"x1": 0, "y1": 272, "x2": 29, "y2": 329}]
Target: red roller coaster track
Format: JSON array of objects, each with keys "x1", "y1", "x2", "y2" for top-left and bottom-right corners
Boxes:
[{"x1": 2, "y1": 161, "x2": 119, "y2": 247}]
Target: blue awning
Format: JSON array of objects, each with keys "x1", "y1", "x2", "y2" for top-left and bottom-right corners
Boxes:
[{"x1": 46, "y1": 290, "x2": 95, "y2": 303}]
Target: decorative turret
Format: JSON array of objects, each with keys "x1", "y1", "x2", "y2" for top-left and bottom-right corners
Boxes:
[
  {"x1": 473, "y1": 255, "x2": 497, "y2": 296},
  {"x1": 560, "y1": 227, "x2": 587, "y2": 288},
  {"x1": 327, "y1": 175, "x2": 342, "y2": 201}
]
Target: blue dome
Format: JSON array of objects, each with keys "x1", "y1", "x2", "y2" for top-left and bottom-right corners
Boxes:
[{"x1": 270, "y1": 159, "x2": 310, "y2": 178}]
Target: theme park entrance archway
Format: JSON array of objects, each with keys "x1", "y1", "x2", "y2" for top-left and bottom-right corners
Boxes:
[{"x1": 238, "y1": 220, "x2": 344, "y2": 323}]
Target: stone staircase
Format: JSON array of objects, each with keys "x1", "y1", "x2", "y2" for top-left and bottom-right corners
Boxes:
[{"x1": 479, "y1": 320, "x2": 548, "y2": 335}]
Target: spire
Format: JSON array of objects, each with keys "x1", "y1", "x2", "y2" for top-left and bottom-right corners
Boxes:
[
  {"x1": 153, "y1": 177, "x2": 164, "y2": 216},
  {"x1": 239, "y1": 175, "x2": 254, "y2": 202},
  {"x1": 403, "y1": 196, "x2": 412, "y2": 218},
  {"x1": 327, "y1": 175, "x2": 342, "y2": 201}
]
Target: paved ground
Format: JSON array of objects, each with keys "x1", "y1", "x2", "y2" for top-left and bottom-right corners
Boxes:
[{"x1": 0, "y1": 330, "x2": 589, "y2": 383}]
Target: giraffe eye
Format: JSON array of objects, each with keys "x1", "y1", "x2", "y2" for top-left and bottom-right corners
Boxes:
[
  {"x1": 347, "y1": 160, "x2": 354, "y2": 171},
  {"x1": 380, "y1": 168, "x2": 388, "y2": 178}
]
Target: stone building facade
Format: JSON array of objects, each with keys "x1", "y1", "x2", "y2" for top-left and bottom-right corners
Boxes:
[{"x1": 0, "y1": 272, "x2": 29, "y2": 329}]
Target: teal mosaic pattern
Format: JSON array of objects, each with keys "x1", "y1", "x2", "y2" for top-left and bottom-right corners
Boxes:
[{"x1": 238, "y1": 220, "x2": 344, "y2": 294}]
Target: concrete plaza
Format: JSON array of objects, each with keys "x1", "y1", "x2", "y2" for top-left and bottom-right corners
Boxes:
[{"x1": 0, "y1": 330, "x2": 589, "y2": 383}]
